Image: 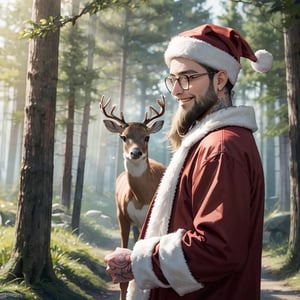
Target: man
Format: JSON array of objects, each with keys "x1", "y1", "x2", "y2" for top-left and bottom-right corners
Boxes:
[{"x1": 105, "y1": 24, "x2": 273, "y2": 300}]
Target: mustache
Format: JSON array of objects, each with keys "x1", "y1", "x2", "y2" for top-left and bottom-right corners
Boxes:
[
  {"x1": 167, "y1": 84, "x2": 218, "y2": 150},
  {"x1": 177, "y1": 94, "x2": 218, "y2": 135}
]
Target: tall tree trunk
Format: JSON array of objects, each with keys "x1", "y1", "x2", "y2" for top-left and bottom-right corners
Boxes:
[
  {"x1": 61, "y1": 88, "x2": 75, "y2": 209},
  {"x1": 60, "y1": 0, "x2": 79, "y2": 209},
  {"x1": 6, "y1": 67, "x2": 27, "y2": 189},
  {"x1": 72, "y1": 14, "x2": 96, "y2": 234},
  {"x1": 284, "y1": 17, "x2": 300, "y2": 269},
  {"x1": 95, "y1": 125, "x2": 106, "y2": 194},
  {"x1": 279, "y1": 132, "x2": 290, "y2": 211},
  {"x1": 2, "y1": 0, "x2": 60, "y2": 284},
  {"x1": 5, "y1": 103, "x2": 23, "y2": 190},
  {"x1": 115, "y1": 8, "x2": 129, "y2": 177},
  {"x1": 265, "y1": 101, "x2": 276, "y2": 210}
]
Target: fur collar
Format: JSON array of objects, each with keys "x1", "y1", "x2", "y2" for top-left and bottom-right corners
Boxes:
[{"x1": 145, "y1": 106, "x2": 257, "y2": 238}]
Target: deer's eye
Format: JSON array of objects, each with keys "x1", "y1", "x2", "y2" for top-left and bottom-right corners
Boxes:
[
  {"x1": 145, "y1": 136, "x2": 150, "y2": 142},
  {"x1": 120, "y1": 135, "x2": 126, "y2": 142}
]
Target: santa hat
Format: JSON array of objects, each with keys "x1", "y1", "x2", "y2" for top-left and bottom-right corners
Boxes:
[{"x1": 164, "y1": 24, "x2": 273, "y2": 85}]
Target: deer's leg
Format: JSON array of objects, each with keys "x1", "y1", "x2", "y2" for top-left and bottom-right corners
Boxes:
[
  {"x1": 117, "y1": 211, "x2": 131, "y2": 300},
  {"x1": 117, "y1": 204, "x2": 130, "y2": 299},
  {"x1": 120, "y1": 282, "x2": 129, "y2": 300},
  {"x1": 132, "y1": 225, "x2": 140, "y2": 243},
  {"x1": 117, "y1": 209, "x2": 131, "y2": 248}
]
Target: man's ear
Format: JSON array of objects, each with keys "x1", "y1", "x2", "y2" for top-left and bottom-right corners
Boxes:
[{"x1": 214, "y1": 70, "x2": 228, "y2": 92}]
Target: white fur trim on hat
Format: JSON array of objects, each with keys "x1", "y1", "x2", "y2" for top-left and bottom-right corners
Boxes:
[
  {"x1": 251, "y1": 49, "x2": 273, "y2": 73},
  {"x1": 164, "y1": 35, "x2": 241, "y2": 84}
]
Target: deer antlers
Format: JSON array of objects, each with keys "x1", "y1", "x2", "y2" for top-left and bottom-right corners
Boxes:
[
  {"x1": 99, "y1": 96, "x2": 127, "y2": 126},
  {"x1": 142, "y1": 96, "x2": 165, "y2": 125},
  {"x1": 99, "y1": 95, "x2": 165, "y2": 125}
]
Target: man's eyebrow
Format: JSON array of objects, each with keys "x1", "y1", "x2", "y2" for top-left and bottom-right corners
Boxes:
[{"x1": 169, "y1": 69, "x2": 200, "y2": 76}]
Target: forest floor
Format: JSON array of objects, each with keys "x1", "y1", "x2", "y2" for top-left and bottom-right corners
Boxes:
[
  {"x1": 261, "y1": 255, "x2": 300, "y2": 300},
  {"x1": 94, "y1": 227, "x2": 300, "y2": 300},
  {"x1": 99, "y1": 255, "x2": 300, "y2": 300}
]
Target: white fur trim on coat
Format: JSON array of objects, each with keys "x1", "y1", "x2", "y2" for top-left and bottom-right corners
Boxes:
[
  {"x1": 126, "y1": 281, "x2": 150, "y2": 300},
  {"x1": 145, "y1": 106, "x2": 257, "y2": 240},
  {"x1": 131, "y1": 236, "x2": 170, "y2": 290},
  {"x1": 129, "y1": 230, "x2": 203, "y2": 299},
  {"x1": 127, "y1": 106, "x2": 258, "y2": 300},
  {"x1": 127, "y1": 236, "x2": 169, "y2": 300},
  {"x1": 159, "y1": 229, "x2": 204, "y2": 295}
]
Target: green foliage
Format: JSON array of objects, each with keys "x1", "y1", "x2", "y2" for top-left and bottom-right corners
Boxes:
[
  {"x1": 19, "y1": 0, "x2": 148, "y2": 39},
  {"x1": 235, "y1": 2, "x2": 288, "y2": 137},
  {"x1": 50, "y1": 228, "x2": 107, "y2": 297},
  {"x1": 264, "y1": 102, "x2": 289, "y2": 136},
  {"x1": 0, "y1": 281, "x2": 37, "y2": 299},
  {"x1": 79, "y1": 218, "x2": 117, "y2": 248},
  {"x1": 266, "y1": 0, "x2": 300, "y2": 27},
  {"x1": 235, "y1": 0, "x2": 300, "y2": 27},
  {"x1": 21, "y1": 16, "x2": 70, "y2": 38},
  {"x1": 0, "y1": 0, "x2": 29, "y2": 108},
  {"x1": 0, "y1": 199, "x2": 17, "y2": 226},
  {"x1": 0, "y1": 197, "x2": 117, "y2": 299},
  {"x1": 0, "y1": 224, "x2": 116, "y2": 299},
  {"x1": 0, "y1": 227, "x2": 14, "y2": 268}
]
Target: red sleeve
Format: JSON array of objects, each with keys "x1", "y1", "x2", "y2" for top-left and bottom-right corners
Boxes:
[
  {"x1": 185, "y1": 150, "x2": 251, "y2": 282},
  {"x1": 149, "y1": 128, "x2": 263, "y2": 286}
]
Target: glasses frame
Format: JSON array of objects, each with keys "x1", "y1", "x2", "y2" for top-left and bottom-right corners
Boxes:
[{"x1": 164, "y1": 72, "x2": 215, "y2": 93}]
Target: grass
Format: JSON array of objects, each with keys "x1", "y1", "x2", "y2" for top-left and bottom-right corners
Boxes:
[
  {"x1": 0, "y1": 197, "x2": 120, "y2": 299},
  {"x1": 263, "y1": 241, "x2": 300, "y2": 291},
  {"x1": 0, "y1": 225, "x2": 116, "y2": 299}
]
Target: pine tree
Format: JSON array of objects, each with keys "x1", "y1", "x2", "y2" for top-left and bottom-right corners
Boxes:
[{"x1": 1, "y1": 0, "x2": 60, "y2": 284}]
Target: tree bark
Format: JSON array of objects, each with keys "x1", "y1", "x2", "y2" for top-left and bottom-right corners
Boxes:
[
  {"x1": 279, "y1": 132, "x2": 290, "y2": 211},
  {"x1": 2, "y1": 0, "x2": 60, "y2": 284},
  {"x1": 61, "y1": 88, "x2": 75, "y2": 209},
  {"x1": 72, "y1": 14, "x2": 96, "y2": 234},
  {"x1": 115, "y1": 8, "x2": 129, "y2": 177},
  {"x1": 60, "y1": 0, "x2": 79, "y2": 210},
  {"x1": 284, "y1": 18, "x2": 300, "y2": 268}
]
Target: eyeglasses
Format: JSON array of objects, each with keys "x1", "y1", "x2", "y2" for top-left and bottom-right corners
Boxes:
[{"x1": 164, "y1": 72, "x2": 214, "y2": 93}]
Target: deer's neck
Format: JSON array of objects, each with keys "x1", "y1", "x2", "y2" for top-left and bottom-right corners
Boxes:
[
  {"x1": 125, "y1": 158, "x2": 159, "y2": 205},
  {"x1": 124, "y1": 156, "x2": 149, "y2": 177}
]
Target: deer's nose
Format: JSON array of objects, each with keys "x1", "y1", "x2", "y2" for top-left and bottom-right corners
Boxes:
[{"x1": 130, "y1": 147, "x2": 143, "y2": 159}]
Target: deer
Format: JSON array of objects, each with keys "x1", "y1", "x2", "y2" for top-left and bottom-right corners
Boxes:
[{"x1": 99, "y1": 95, "x2": 166, "y2": 300}]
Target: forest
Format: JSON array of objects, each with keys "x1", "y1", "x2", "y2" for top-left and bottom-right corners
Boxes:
[{"x1": 0, "y1": 0, "x2": 300, "y2": 299}]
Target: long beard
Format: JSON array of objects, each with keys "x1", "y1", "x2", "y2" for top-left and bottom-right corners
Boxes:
[{"x1": 168, "y1": 85, "x2": 218, "y2": 151}]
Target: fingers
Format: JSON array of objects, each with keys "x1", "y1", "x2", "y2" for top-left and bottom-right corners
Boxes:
[
  {"x1": 104, "y1": 248, "x2": 133, "y2": 283},
  {"x1": 106, "y1": 265, "x2": 118, "y2": 283}
]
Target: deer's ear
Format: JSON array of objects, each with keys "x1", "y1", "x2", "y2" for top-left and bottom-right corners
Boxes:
[
  {"x1": 103, "y1": 120, "x2": 124, "y2": 133},
  {"x1": 148, "y1": 120, "x2": 164, "y2": 134}
]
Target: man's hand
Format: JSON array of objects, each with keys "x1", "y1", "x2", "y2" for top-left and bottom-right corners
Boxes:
[{"x1": 104, "y1": 247, "x2": 133, "y2": 283}]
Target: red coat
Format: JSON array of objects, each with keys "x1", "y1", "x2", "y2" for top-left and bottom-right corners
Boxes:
[{"x1": 128, "y1": 107, "x2": 264, "y2": 300}]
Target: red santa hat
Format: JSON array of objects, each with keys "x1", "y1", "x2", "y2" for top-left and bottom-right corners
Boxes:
[{"x1": 164, "y1": 24, "x2": 273, "y2": 85}]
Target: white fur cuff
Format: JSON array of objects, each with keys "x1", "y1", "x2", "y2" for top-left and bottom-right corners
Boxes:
[
  {"x1": 159, "y1": 229, "x2": 204, "y2": 295},
  {"x1": 131, "y1": 236, "x2": 170, "y2": 290},
  {"x1": 126, "y1": 280, "x2": 150, "y2": 300}
]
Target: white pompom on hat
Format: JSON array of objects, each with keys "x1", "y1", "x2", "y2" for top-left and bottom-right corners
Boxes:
[
  {"x1": 251, "y1": 49, "x2": 274, "y2": 73},
  {"x1": 164, "y1": 24, "x2": 273, "y2": 85}
]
